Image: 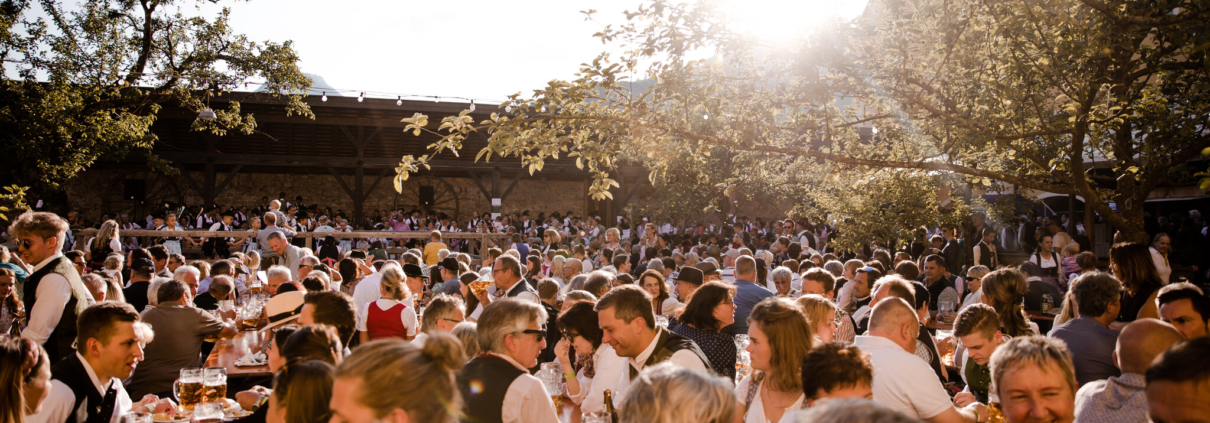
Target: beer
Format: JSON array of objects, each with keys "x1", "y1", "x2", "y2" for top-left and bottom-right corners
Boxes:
[
  {"x1": 201, "y1": 383, "x2": 227, "y2": 403},
  {"x1": 242, "y1": 318, "x2": 260, "y2": 329},
  {"x1": 550, "y1": 395, "x2": 563, "y2": 410},
  {"x1": 469, "y1": 280, "x2": 493, "y2": 295},
  {"x1": 987, "y1": 402, "x2": 1006, "y2": 423},
  {"x1": 602, "y1": 389, "x2": 618, "y2": 423},
  {"x1": 176, "y1": 381, "x2": 203, "y2": 410}
]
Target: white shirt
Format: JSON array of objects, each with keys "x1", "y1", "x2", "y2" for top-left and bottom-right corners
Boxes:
[
  {"x1": 573, "y1": 345, "x2": 627, "y2": 414},
  {"x1": 1150, "y1": 247, "x2": 1172, "y2": 284},
  {"x1": 736, "y1": 374, "x2": 804, "y2": 423},
  {"x1": 855, "y1": 336, "x2": 953, "y2": 419},
  {"x1": 352, "y1": 271, "x2": 384, "y2": 327},
  {"x1": 357, "y1": 299, "x2": 419, "y2": 336},
  {"x1": 490, "y1": 353, "x2": 560, "y2": 423},
  {"x1": 411, "y1": 331, "x2": 429, "y2": 346},
  {"x1": 23, "y1": 253, "x2": 95, "y2": 345},
  {"x1": 26, "y1": 352, "x2": 134, "y2": 423}
]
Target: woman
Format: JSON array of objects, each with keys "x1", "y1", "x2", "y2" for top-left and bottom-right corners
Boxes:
[
  {"x1": 1028, "y1": 234, "x2": 1061, "y2": 290},
  {"x1": 640, "y1": 223, "x2": 665, "y2": 256},
  {"x1": 543, "y1": 229, "x2": 562, "y2": 255},
  {"x1": 457, "y1": 272, "x2": 483, "y2": 322},
  {"x1": 331, "y1": 336, "x2": 464, "y2": 423},
  {"x1": 639, "y1": 270, "x2": 674, "y2": 316},
  {"x1": 796, "y1": 294, "x2": 838, "y2": 343},
  {"x1": 1, "y1": 269, "x2": 25, "y2": 336},
  {"x1": 1110, "y1": 242, "x2": 1164, "y2": 328},
  {"x1": 525, "y1": 256, "x2": 543, "y2": 281},
  {"x1": 737, "y1": 298, "x2": 812, "y2": 423},
  {"x1": 86, "y1": 220, "x2": 122, "y2": 270},
  {"x1": 1, "y1": 337, "x2": 52, "y2": 423},
  {"x1": 769, "y1": 267, "x2": 796, "y2": 298},
  {"x1": 547, "y1": 256, "x2": 566, "y2": 286},
  {"x1": 960, "y1": 265, "x2": 991, "y2": 312},
  {"x1": 619, "y1": 363, "x2": 738, "y2": 423},
  {"x1": 980, "y1": 269, "x2": 1037, "y2": 337},
  {"x1": 671, "y1": 282, "x2": 738, "y2": 381},
  {"x1": 337, "y1": 259, "x2": 362, "y2": 298},
  {"x1": 357, "y1": 265, "x2": 418, "y2": 343},
  {"x1": 317, "y1": 236, "x2": 341, "y2": 267},
  {"x1": 554, "y1": 302, "x2": 626, "y2": 413},
  {"x1": 604, "y1": 228, "x2": 622, "y2": 251},
  {"x1": 269, "y1": 360, "x2": 334, "y2": 423}
]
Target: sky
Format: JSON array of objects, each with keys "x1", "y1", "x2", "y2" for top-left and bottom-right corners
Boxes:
[{"x1": 192, "y1": 0, "x2": 871, "y2": 103}]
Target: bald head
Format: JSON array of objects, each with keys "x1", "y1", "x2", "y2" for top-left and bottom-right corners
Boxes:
[
  {"x1": 869, "y1": 298, "x2": 919, "y2": 353},
  {"x1": 1118, "y1": 318, "x2": 1184, "y2": 375}
]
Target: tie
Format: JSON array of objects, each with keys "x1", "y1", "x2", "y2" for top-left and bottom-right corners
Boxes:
[
  {"x1": 90, "y1": 385, "x2": 118, "y2": 423},
  {"x1": 629, "y1": 362, "x2": 639, "y2": 380}
]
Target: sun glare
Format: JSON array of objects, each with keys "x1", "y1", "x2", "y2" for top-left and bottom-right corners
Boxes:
[{"x1": 718, "y1": 0, "x2": 870, "y2": 43}]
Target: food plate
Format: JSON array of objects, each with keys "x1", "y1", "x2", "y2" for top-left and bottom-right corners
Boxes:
[
  {"x1": 152, "y1": 411, "x2": 191, "y2": 422},
  {"x1": 233, "y1": 360, "x2": 266, "y2": 367}
]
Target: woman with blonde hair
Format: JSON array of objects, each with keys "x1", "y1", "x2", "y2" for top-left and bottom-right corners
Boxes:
[
  {"x1": 620, "y1": 362, "x2": 738, "y2": 423},
  {"x1": 548, "y1": 255, "x2": 566, "y2": 285},
  {"x1": 604, "y1": 227, "x2": 622, "y2": 251},
  {"x1": 357, "y1": 264, "x2": 418, "y2": 343},
  {"x1": 86, "y1": 220, "x2": 122, "y2": 270},
  {"x1": 980, "y1": 269, "x2": 1037, "y2": 337},
  {"x1": 330, "y1": 336, "x2": 464, "y2": 423},
  {"x1": 738, "y1": 298, "x2": 813, "y2": 423},
  {"x1": 959, "y1": 265, "x2": 991, "y2": 312},
  {"x1": 796, "y1": 294, "x2": 839, "y2": 343}
]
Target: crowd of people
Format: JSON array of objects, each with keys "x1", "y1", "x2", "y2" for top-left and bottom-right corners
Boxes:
[{"x1": 1, "y1": 202, "x2": 1209, "y2": 423}]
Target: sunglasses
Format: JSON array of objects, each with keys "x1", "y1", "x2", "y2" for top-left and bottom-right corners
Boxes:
[
  {"x1": 16, "y1": 239, "x2": 33, "y2": 249},
  {"x1": 521, "y1": 328, "x2": 547, "y2": 338}
]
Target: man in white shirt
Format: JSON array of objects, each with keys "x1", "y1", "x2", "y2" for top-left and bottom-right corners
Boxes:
[
  {"x1": 28, "y1": 302, "x2": 170, "y2": 423},
  {"x1": 855, "y1": 298, "x2": 985, "y2": 423},
  {"x1": 455, "y1": 298, "x2": 558, "y2": 423},
  {"x1": 1150, "y1": 234, "x2": 1173, "y2": 285},
  {"x1": 11, "y1": 210, "x2": 94, "y2": 362},
  {"x1": 256, "y1": 213, "x2": 295, "y2": 269},
  {"x1": 596, "y1": 285, "x2": 709, "y2": 390},
  {"x1": 412, "y1": 294, "x2": 465, "y2": 346},
  {"x1": 267, "y1": 231, "x2": 305, "y2": 280}
]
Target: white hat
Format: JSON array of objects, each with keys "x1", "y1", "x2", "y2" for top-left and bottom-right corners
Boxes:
[{"x1": 261, "y1": 291, "x2": 306, "y2": 332}]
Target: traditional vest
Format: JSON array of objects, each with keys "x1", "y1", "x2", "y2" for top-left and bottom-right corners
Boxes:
[
  {"x1": 456, "y1": 355, "x2": 527, "y2": 423},
  {"x1": 924, "y1": 275, "x2": 956, "y2": 311},
  {"x1": 26, "y1": 256, "x2": 89, "y2": 362},
  {"x1": 630, "y1": 328, "x2": 712, "y2": 379},
  {"x1": 505, "y1": 279, "x2": 538, "y2": 298},
  {"x1": 977, "y1": 242, "x2": 998, "y2": 269},
  {"x1": 52, "y1": 353, "x2": 115, "y2": 423},
  {"x1": 1031, "y1": 252, "x2": 1060, "y2": 277},
  {"x1": 366, "y1": 301, "x2": 409, "y2": 341},
  {"x1": 87, "y1": 241, "x2": 114, "y2": 270}
]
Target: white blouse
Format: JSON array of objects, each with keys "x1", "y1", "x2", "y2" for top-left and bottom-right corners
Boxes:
[{"x1": 736, "y1": 375, "x2": 804, "y2": 423}]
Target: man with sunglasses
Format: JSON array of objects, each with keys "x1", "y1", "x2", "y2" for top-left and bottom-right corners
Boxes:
[
  {"x1": 456, "y1": 298, "x2": 558, "y2": 423},
  {"x1": 10, "y1": 210, "x2": 94, "y2": 362}
]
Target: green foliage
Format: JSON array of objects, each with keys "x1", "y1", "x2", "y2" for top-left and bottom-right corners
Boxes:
[
  {"x1": 0, "y1": 0, "x2": 312, "y2": 200},
  {"x1": 393, "y1": 0, "x2": 1209, "y2": 244}
]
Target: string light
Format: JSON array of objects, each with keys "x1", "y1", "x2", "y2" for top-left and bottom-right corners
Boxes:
[
  {"x1": 505, "y1": 105, "x2": 513, "y2": 113},
  {"x1": 357, "y1": 92, "x2": 365, "y2": 102},
  {"x1": 321, "y1": 92, "x2": 328, "y2": 102},
  {"x1": 397, "y1": 96, "x2": 402, "y2": 106},
  {"x1": 469, "y1": 100, "x2": 476, "y2": 112}
]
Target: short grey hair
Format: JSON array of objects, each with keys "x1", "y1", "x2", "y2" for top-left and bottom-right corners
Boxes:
[
  {"x1": 267, "y1": 265, "x2": 292, "y2": 281},
  {"x1": 146, "y1": 277, "x2": 174, "y2": 306},
  {"x1": 770, "y1": 266, "x2": 794, "y2": 284},
  {"x1": 421, "y1": 294, "x2": 466, "y2": 334},
  {"x1": 476, "y1": 298, "x2": 548, "y2": 354},
  {"x1": 80, "y1": 273, "x2": 106, "y2": 295},
  {"x1": 823, "y1": 260, "x2": 845, "y2": 277},
  {"x1": 1070, "y1": 272, "x2": 1122, "y2": 318},
  {"x1": 646, "y1": 258, "x2": 665, "y2": 273},
  {"x1": 267, "y1": 230, "x2": 287, "y2": 241},
  {"x1": 173, "y1": 265, "x2": 200, "y2": 282},
  {"x1": 991, "y1": 336, "x2": 1078, "y2": 401},
  {"x1": 618, "y1": 362, "x2": 738, "y2": 423},
  {"x1": 787, "y1": 398, "x2": 919, "y2": 423},
  {"x1": 438, "y1": 249, "x2": 450, "y2": 261}
]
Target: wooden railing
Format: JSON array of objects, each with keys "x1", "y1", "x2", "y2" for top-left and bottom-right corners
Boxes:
[{"x1": 73, "y1": 229, "x2": 513, "y2": 258}]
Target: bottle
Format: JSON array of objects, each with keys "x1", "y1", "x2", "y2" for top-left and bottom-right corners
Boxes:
[{"x1": 603, "y1": 389, "x2": 618, "y2": 423}]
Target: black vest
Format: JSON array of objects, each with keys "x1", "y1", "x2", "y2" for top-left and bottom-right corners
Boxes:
[
  {"x1": 505, "y1": 279, "x2": 538, "y2": 298},
  {"x1": 456, "y1": 355, "x2": 527, "y2": 423},
  {"x1": 52, "y1": 353, "x2": 115, "y2": 423},
  {"x1": 632, "y1": 328, "x2": 712, "y2": 379},
  {"x1": 26, "y1": 256, "x2": 89, "y2": 362},
  {"x1": 923, "y1": 275, "x2": 956, "y2": 311}
]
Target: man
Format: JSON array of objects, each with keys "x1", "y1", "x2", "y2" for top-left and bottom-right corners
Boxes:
[
  {"x1": 801, "y1": 268, "x2": 837, "y2": 300},
  {"x1": 596, "y1": 285, "x2": 708, "y2": 387},
  {"x1": 80, "y1": 274, "x2": 107, "y2": 303},
  {"x1": 129, "y1": 280, "x2": 236, "y2": 398},
  {"x1": 562, "y1": 258, "x2": 583, "y2": 281},
  {"x1": 952, "y1": 304, "x2": 1007, "y2": 407},
  {"x1": 298, "y1": 291, "x2": 358, "y2": 349},
  {"x1": 836, "y1": 259, "x2": 865, "y2": 311},
  {"x1": 413, "y1": 293, "x2": 465, "y2": 346},
  {"x1": 167, "y1": 254, "x2": 185, "y2": 274},
  {"x1": 197, "y1": 259, "x2": 232, "y2": 294},
  {"x1": 535, "y1": 279, "x2": 563, "y2": 363},
  {"x1": 865, "y1": 276, "x2": 949, "y2": 384},
  {"x1": 256, "y1": 213, "x2": 295, "y2": 269},
  {"x1": 10, "y1": 211, "x2": 93, "y2": 362},
  {"x1": 695, "y1": 260, "x2": 722, "y2": 282},
  {"x1": 1047, "y1": 217, "x2": 1073, "y2": 261},
  {"x1": 583, "y1": 270, "x2": 615, "y2": 299},
  {"x1": 267, "y1": 231, "x2": 306, "y2": 280},
  {"x1": 848, "y1": 266, "x2": 879, "y2": 325},
  {"x1": 989, "y1": 336, "x2": 1078, "y2": 423},
  {"x1": 731, "y1": 255, "x2": 775, "y2": 335},
  {"x1": 1073, "y1": 319, "x2": 1183, "y2": 423},
  {"x1": 800, "y1": 343, "x2": 875, "y2": 407},
  {"x1": 401, "y1": 263, "x2": 429, "y2": 305},
  {"x1": 456, "y1": 298, "x2": 558, "y2": 423},
  {"x1": 431, "y1": 256, "x2": 461, "y2": 297},
  {"x1": 720, "y1": 249, "x2": 741, "y2": 282},
  {"x1": 940, "y1": 227, "x2": 964, "y2": 274},
  {"x1": 484, "y1": 255, "x2": 539, "y2": 303},
  {"x1": 65, "y1": 251, "x2": 87, "y2": 278},
  {"x1": 1145, "y1": 336, "x2": 1210, "y2": 422},
  {"x1": 29, "y1": 302, "x2": 168, "y2": 423},
  {"x1": 1048, "y1": 272, "x2": 1122, "y2": 386},
  {"x1": 264, "y1": 265, "x2": 292, "y2": 297},
  {"x1": 672, "y1": 266, "x2": 704, "y2": 305},
  {"x1": 194, "y1": 275, "x2": 234, "y2": 311},
  {"x1": 1155, "y1": 282, "x2": 1210, "y2": 339},
  {"x1": 856, "y1": 299, "x2": 984, "y2": 423},
  {"x1": 172, "y1": 265, "x2": 201, "y2": 297},
  {"x1": 147, "y1": 246, "x2": 172, "y2": 279},
  {"x1": 423, "y1": 230, "x2": 448, "y2": 266},
  {"x1": 1150, "y1": 233, "x2": 1173, "y2": 285},
  {"x1": 121, "y1": 258, "x2": 156, "y2": 313},
  {"x1": 919, "y1": 255, "x2": 961, "y2": 312}
]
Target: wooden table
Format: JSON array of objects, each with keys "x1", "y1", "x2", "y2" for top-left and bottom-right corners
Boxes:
[
  {"x1": 204, "y1": 330, "x2": 272, "y2": 378},
  {"x1": 1027, "y1": 310, "x2": 1057, "y2": 321}
]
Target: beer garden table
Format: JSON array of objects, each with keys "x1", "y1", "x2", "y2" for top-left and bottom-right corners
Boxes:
[{"x1": 204, "y1": 330, "x2": 272, "y2": 378}]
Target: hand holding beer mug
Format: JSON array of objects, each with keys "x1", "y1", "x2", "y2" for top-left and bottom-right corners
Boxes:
[
  {"x1": 173, "y1": 368, "x2": 203, "y2": 411},
  {"x1": 201, "y1": 368, "x2": 227, "y2": 403}
]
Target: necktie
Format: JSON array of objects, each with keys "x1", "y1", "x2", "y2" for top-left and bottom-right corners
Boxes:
[
  {"x1": 629, "y1": 362, "x2": 639, "y2": 380},
  {"x1": 91, "y1": 385, "x2": 118, "y2": 423}
]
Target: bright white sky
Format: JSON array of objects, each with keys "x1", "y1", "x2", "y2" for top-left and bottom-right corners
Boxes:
[{"x1": 196, "y1": 0, "x2": 870, "y2": 103}]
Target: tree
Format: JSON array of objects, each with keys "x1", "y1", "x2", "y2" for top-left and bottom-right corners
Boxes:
[
  {"x1": 0, "y1": 0, "x2": 312, "y2": 215},
  {"x1": 395, "y1": 0, "x2": 1209, "y2": 245}
]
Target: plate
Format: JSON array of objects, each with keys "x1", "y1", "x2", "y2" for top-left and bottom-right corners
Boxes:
[{"x1": 234, "y1": 360, "x2": 266, "y2": 367}]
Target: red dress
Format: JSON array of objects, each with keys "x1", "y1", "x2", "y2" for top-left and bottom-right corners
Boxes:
[{"x1": 366, "y1": 300, "x2": 410, "y2": 340}]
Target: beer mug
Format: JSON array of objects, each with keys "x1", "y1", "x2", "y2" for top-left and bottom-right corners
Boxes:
[
  {"x1": 173, "y1": 368, "x2": 204, "y2": 411},
  {"x1": 193, "y1": 402, "x2": 224, "y2": 423},
  {"x1": 582, "y1": 411, "x2": 611, "y2": 423},
  {"x1": 201, "y1": 367, "x2": 227, "y2": 403}
]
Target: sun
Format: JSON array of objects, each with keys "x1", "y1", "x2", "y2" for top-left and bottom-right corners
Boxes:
[{"x1": 716, "y1": 0, "x2": 871, "y2": 43}]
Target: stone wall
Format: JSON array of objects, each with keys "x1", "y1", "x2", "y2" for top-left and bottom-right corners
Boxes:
[{"x1": 63, "y1": 167, "x2": 588, "y2": 225}]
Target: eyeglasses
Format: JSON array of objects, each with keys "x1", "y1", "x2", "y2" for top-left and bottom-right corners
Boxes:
[
  {"x1": 16, "y1": 239, "x2": 33, "y2": 249},
  {"x1": 520, "y1": 328, "x2": 547, "y2": 338}
]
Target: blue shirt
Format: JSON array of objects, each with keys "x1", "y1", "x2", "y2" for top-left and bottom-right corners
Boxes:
[
  {"x1": 730, "y1": 278, "x2": 775, "y2": 335},
  {"x1": 1049, "y1": 316, "x2": 1121, "y2": 386}
]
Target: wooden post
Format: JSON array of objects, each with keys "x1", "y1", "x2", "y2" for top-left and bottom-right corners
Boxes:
[
  {"x1": 1085, "y1": 199, "x2": 1096, "y2": 247},
  {"x1": 1068, "y1": 194, "x2": 1078, "y2": 234}
]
